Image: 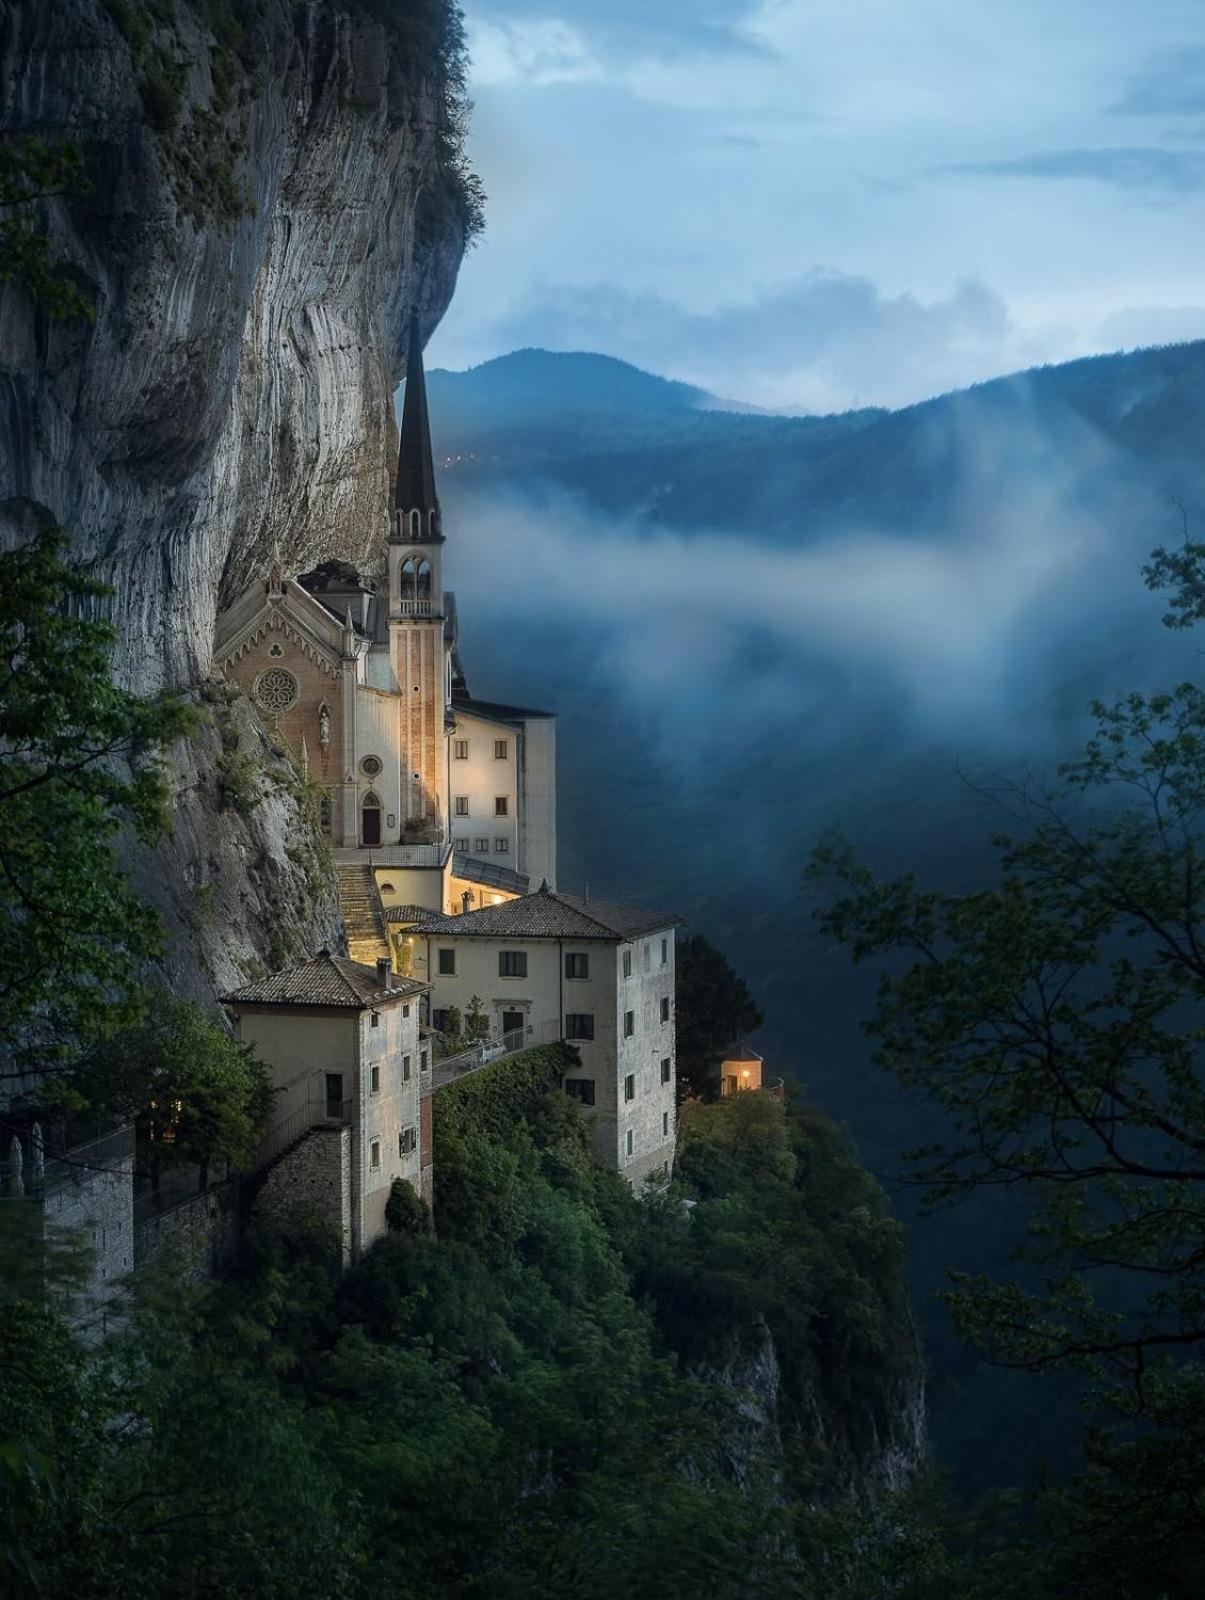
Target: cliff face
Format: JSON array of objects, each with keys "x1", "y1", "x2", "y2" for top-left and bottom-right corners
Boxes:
[
  {"x1": 0, "y1": 0, "x2": 467, "y2": 990},
  {"x1": 0, "y1": 0, "x2": 465, "y2": 693}
]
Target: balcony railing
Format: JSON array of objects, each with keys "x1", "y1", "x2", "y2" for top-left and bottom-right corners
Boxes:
[
  {"x1": 396, "y1": 599, "x2": 436, "y2": 617},
  {"x1": 250, "y1": 1097, "x2": 354, "y2": 1174},
  {"x1": 428, "y1": 1020, "x2": 563, "y2": 1092}
]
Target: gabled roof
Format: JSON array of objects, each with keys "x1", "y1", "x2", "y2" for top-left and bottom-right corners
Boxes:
[
  {"x1": 223, "y1": 952, "x2": 426, "y2": 1010},
  {"x1": 452, "y1": 693, "x2": 554, "y2": 725},
  {"x1": 722, "y1": 1045, "x2": 763, "y2": 1063},
  {"x1": 411, "y1": 885, "x2": 679, "y2": 943}
]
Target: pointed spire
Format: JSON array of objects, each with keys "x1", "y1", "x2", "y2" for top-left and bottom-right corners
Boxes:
[{"x1": 394, "y1": 308, "x2": 441, "y2": 534}]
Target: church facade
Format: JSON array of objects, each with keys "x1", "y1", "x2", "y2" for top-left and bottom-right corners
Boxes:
[{"x1": 213, "y1": 317, "x2": 556, "y2": 917}]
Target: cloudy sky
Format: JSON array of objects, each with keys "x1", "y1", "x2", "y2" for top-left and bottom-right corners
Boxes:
[{"x1": 426, "y1": 0, "x2": 1205, "y2": 410}]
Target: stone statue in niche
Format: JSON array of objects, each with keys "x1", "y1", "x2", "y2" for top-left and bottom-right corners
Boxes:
[{"x1": 318, "y1": 700, "x2": 331, "y2": 753}]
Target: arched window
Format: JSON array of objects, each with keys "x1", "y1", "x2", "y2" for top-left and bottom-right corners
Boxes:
[
  {"x1": 428, "y1": 509, "x2": 437, "y2": 537},
  {"x1": 361, "y1": 791, "x2": 382, "y2": 847},
  {"x1": 416, "y1": 559, "x2": 432, "y2": 598},
  {"x1": 410, "y1": 509, "x2": 421, "y2": 538},
  {"x1": 400, "y1": 558, "x2": 416, "y2": 600}
]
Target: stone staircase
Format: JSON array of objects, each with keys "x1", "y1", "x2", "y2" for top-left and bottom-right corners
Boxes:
[{"x1": 335, "y1": 864, "x2": 391, "y2": 965}]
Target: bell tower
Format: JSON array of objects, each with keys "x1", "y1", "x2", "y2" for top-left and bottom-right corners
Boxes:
[{"x1": 389, "y1": 311, "x2": 449, "y2": 837}]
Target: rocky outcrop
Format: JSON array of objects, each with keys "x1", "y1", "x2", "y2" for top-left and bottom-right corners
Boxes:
[
  {"x1": 0, "y1": 0, "x2": 468, "y2": 990},
  {"x1": 0, "y1": 0, "x2": 466, "y2": 693}
]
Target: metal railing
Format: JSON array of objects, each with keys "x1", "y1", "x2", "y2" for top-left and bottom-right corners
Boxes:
[
  {"x1": 428, "y1": 1020, "x2": 563, "y2": 1092},
  {"x1": 250, "y1": 1097, "x2": 354, "y2": 1174}
]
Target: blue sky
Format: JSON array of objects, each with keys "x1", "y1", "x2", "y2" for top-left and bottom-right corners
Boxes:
[{"x1": 426, "y1": 0, "x2": 1205, "y2": 410}]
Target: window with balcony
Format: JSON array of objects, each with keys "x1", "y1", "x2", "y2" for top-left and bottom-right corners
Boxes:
[
  {"x1": 565, "y1": 1013, "x2": 595, "y2": 1040},
  {"x1": 499, "y1": 950, "x2": 527, "y2": 978}
]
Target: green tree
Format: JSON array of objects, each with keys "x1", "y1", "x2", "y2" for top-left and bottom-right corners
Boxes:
[
  {"x1": 0, "y1": 136, "x2": 91, "y2": 319},
  {"x1": 86, "y1": 998, "x2": 274, "y2": 1189},
  {"x1": 810, "y1": 541, "x2": 1205, "y2": 1597},
  {"x1": 0, "y1": 526, "x2": 193, "y2": 1095},
  {"x1": 463, "y1": 993, "x2": 489, "y2": 1044},
  {"x1": 675, "y1": 932, "x2": 763, "y2": 1098}
]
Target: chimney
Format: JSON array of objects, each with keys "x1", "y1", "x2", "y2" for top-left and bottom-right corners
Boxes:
[{"x1": 376, "y1": 957, "x2": 392, "y2": 990}]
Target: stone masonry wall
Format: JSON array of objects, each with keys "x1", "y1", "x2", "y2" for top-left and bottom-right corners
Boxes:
[{"x1": 255, "y1": 1125, "x2": 351, "y2": 1266}]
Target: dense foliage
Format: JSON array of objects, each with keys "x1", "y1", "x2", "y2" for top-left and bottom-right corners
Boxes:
[
  {"x1": 0, "y1": 137, "x2": 92, "y2": 318},
  {"x1": 0, "y1": 1050, "x2": 921, "y2": 1597},
  {"x1": 810, "y1": 542, "x2": 1205, "y2": 1598},
  {"x1": 0, "y1": 526, "x2": 193, "y2": 1094}
]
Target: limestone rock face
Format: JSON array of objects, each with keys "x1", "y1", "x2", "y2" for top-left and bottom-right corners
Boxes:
[
  {"x1": 0, "y1": 0, "x2": 465, "y2": 693},
  {"x1": 0, "y1": 0, "x2": 466, "y2": 989}
]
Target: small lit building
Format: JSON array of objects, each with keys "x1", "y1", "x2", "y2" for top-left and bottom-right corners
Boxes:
[
  {"x1": 223, "y1": 952, "x2": 428, "y2": 1256},
  {"x1": 410, "y1": 886, "x2": 680, "y2": 1187},
  {"x1": 720, "y1": 1045, "x2": 764, "y2": 1096}
]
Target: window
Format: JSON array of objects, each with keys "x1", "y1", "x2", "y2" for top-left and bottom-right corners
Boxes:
[
  {"x1": 325, "y1": 1073, "x2": 343, "y2": 1117},
  {"x1": 564, "y1": 1078, "x2": 596, "y2": 1106},
  {"x1": 663, "y1": 1111, "x2": 670, "y2": 1138},
  {"x1": 361, "y1": 754, "x2": 382, "y2": 778},
  {"x1": 402, "y1": 1053, "x2": 412, "y2": 1082},
  {"x1": 370, "y1": 1140, "x2": 380, "y2": 1170},
  {"x1": 438, "y1": 947, "x2": 456, "y2": 976},
  {"x1": 403, "y1": 1004, "x2": 410, "y2": 1018},
  {"x1": 622, "y1": 950, "x2": 632, "y2": 979},
  {"x1": 499, "y1": 950, "x2": 527, "y2": 978},
  {"x1": 494, "y1": 795, "x2": 509, "y2": 817},
  {"x1": 494, "y1": 837, "x2": 509, "y2": 853},
  {"x1": 643, "y1": 943, "x2": 651, "y2": 973},
  {"x1": 502, "y1": 1010, "x2": 525, "y2": 1035},
  {"x1": 474, "y1": 836, "x2": 490, "y2": 853},
  {"x1": 454, "y1": 836, "x2": 470, "y2": 851},
  {"x1": 255, "y1": 666, "x2": 298, "y2": 713},
  {"x1": 626, "y1": 1129, "x2": 634, "y2": 1158},
  {"x1": 661, "y1": 937, "x2": 668, "y2": 967},
  {"x1": 623, "y1": 1011, "x2": 634, "y2": 1038},
  {"x1": 432, "y1": 1008, "x2": 448, "y2": 1032},
  {"x1": 661, "y1": 1056, "x2": 672, "y2": 1084},
  {"x1": 371, "y1": 1011, "x2": 380, "y2": 1029},
  {"x1": 454, "y1": 739, "x2": 469, "y2": 759},
  {"x1": 660, "y1": 996, "x2": 671, "y2": 1023},
  {"x1": 370, "y1": 1064, "x2": 380, "y2": 1093},
  {"x1": 420, "y1": 1049, "x2": 429, "y2": 1072},
  {"x1": 624, "y1": 1073, "x2": 635, "y2": 1102},
  {"x1": 454, "y1": 795, "x2": 469, "y2": 816},
  {"x1": 565, "y1": 952, "x2": 589, "y2": 980},
  {"x1": 565, "y1": 1013, "x2": 595, "y2": 1040},
  {"x1": 494, "y1": 739, "x2": 508, "y2": 760},
  {"x1": 399, "y1": 1127, "x2": 417, "y2": 1156}
]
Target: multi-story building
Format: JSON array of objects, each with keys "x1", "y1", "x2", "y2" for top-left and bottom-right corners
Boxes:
[
  {"x1": 223, "y1": 952, "x2": 428, "y2": 1254},
  {"x1": 410, "y1": 887, "x2": 680, "y2": 1187}
]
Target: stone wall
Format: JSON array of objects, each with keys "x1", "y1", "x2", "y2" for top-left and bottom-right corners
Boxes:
[
  {"x1": 135, "y1": 1178, "x2": 240, "y2": 1281},
  {"x1": 255, "y1": 1124, "x2": 351, "y2": 1266}
]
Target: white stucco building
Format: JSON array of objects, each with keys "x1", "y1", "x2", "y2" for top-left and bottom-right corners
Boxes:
[
  {"x1": 410, "y1": 887, "x2": 681, "y2": 1187},
  {"x1": 224, "y1": 952, "x2": 428, "y2": 1255}
]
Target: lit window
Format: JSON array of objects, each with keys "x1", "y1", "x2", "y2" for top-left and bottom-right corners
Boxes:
[
  {"x1": 565, "y1": 1013, "x2": 594, "y2": 1040},
  {"x1": 454, "y1": 739, "x2": 469, "y2": 759},
  {"x1": 494, "y1": 796, "x2": 509, "y2": 817},
  {"x1": 565, "y1": 952, "x2": 589, "y2": 980},
  {"x1": 564, "y1": 1078, "x2": 595, "y2": 1106},
  {"x1": 624, "y1": 1073, "x2": 635, "y2": 1101},
  {"x1": 494, "y1": 837, "x2": 509, "y2": 853},
  {"x1": 622, "y1": 950, "x2": 632, "y2": 979},
  {"x1": 494, "y1": 739, "x2": 508, "y2": 759},
  {"x1": 370, "y1": 1140, "x2": 380, "y2": 1170},
  {"x1": 661, "y1": 1057, "x2": 672, "y2": 1084},
  {"x1": 370, "y1": 1064, "x2": 380, "y2": 1093},
  {"x1": 623, "y1": 1011, "x2": 634, "y2": 1038},
  {"x1": 660, "y1": 996, "x2": 670, "y2": 1023},
  {"x1": 454, "y1": 796, "x2": 469, "y2": 816},
  {"x1": 499, "y1": 950, "x2": 527, "y2": 978},
  {"x1": 438, "y1": 948, "x2": 456, "y2": 976}
]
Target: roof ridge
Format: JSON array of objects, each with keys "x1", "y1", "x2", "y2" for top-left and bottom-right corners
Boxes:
[{"x1": 544, "y1": 887, "x2": 619, "y2": 937}]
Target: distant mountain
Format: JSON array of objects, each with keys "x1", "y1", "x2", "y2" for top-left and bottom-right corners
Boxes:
[
  {"x1": 429, "y1": 341, "x2": 1205, "y2": 543},
  {"x1": 426, "y1": 339, "x2": 1205, "y2": 1499}
]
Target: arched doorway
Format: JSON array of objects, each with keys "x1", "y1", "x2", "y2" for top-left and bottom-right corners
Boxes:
[{"x1": 361, "y1": 792, "x2": 382, "y2": 847}]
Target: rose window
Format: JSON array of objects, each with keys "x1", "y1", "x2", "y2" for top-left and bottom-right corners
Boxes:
[
  {"x1": 255, "y1": 667, "x2": 299, "y2": 713},
  {"x1": 361, "y1": 754, "x2": 383, "y2": 778}
]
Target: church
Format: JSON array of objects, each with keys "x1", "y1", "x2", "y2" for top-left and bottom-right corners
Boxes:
[{"x1": 213, "y1": 316, "x2": 556, "y2": 926}]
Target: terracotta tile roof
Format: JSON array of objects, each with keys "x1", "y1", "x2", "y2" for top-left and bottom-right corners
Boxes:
[
  {"x1": 384, "y1": 903, "x2": 440, "y2": 924},
  {"x1": 223, "y1": 952, "x2": 426, "y2": 1009},
  {"x1": 410, "y1": 885, "x2": 679, "y2": 943}
]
